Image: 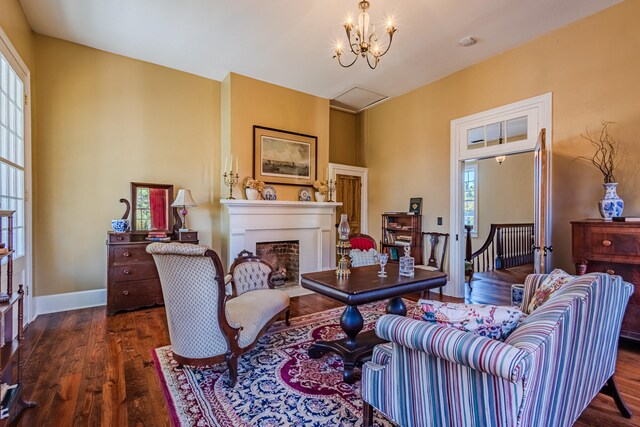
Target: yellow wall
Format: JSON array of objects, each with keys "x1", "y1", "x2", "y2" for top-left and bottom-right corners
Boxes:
[
  {"x1": 225, "y1": 73, "x2": 330, "y2": 202},
  {"x1": 329, "y1": 109, "x2": 361, "y2": 166},
  {"x1": 0, "y1": 0, "x2": 33, "y2": 69},
  {"x1": 33, "y1": 35, "x2": 221, "y2": 296},
  {"x1": 365, "y1": 0, "x2": 640, "y2": 272},
  {"x1": 468, "y1": 152, "x2": 534, "y2": 252}
]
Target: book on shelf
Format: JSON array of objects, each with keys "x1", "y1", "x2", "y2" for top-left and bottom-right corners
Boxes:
[
  {"x1": 384, "y1": 212, "x2": 408, "y2": 215},
  {"x1": 145, "y1": 237, "x2": 171, "y2": 242},
  {"x1": 612, "y1": 217, "x2": 640, "y2": 222},
  {"x1": 395, "y1": 241, "x2": 411, "y2": 246},
  {"x1": 147, "y1": 231, "x2": 168, "y2": 237},
  {"x1": 0, "y1": 383, "x2": 19, "y2": 419},
  {"x1": 396, "y1": 235, "x2": 412, "y2": 241}
]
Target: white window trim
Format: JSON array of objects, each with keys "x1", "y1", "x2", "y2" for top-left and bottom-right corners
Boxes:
[
  {"x1": 0, "y1": 24, "x2": 33, "y2": 322},
  {"x1": 449, "y1": 93, "x2": 552, "y2": 299},
  {"x1": 463, "y1": 164, "x2": 478, "y2": 238}
]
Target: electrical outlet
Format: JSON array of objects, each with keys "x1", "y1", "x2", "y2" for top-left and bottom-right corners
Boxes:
[{"x1": 437, "y1": 217, "x2": 443, "y2": 225}]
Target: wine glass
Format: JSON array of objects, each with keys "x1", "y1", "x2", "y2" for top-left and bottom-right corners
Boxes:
[{"x1": 378, "y1": 253, "x2": 389, "y2": 277}]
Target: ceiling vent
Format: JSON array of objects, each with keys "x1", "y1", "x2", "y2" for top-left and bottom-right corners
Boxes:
[{"x1": 330, "y1": 87, "x2": 388, "y2": 113}]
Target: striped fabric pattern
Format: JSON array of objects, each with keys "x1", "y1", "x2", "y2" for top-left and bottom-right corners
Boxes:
[{"x1": 362, "y1": 273, "x2": 633, "y2": 427}]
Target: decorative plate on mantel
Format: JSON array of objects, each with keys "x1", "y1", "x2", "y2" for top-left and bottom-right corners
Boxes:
[
  {"x1": 298, "y1": 188, "x2": 312, "y2": 202},
  {"x1": 262, "y1": 185, "x2": 277, "y2": 201}
]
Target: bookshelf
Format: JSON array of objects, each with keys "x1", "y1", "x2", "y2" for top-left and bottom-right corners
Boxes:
[
  {"x1": 381, "y1": 213, "x2": 423, "y2": 264},
  {"x1": 0, "y1": 210, "x2": 35, "y2": 423}
]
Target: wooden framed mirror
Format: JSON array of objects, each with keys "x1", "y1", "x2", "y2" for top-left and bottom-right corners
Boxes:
[{"x1": 130, "y1": 182, "x2": 175, "y2": 234}]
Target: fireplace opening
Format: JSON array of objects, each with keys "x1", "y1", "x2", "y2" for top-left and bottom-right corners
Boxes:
[{"x1": 255, "y1": 240, "x2": 300, "y2": 287}]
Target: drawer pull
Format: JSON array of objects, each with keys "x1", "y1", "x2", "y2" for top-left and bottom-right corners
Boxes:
[
  {"x1": 122, "y1": 290, "x2": 129, "y2": 296},
  {"x1": 602, "y1": 240, "x2": 612, "y2": 247},
  {"x1": 606, "y1": 269, "x2": 615, "y2": 275},
  {"x1": 117, "y1": 236, "x2": 123, "y2": 241},
  {"x1": 123, "y1": 251, "x2": 130, "y2": 257},
  {"x1": 123, "y1": 269, "x2": 131, "y2": 275}
]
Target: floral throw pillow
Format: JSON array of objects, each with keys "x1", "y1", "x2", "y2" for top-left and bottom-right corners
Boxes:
[
  {"x1": 413, "y1": 300, "x2": 522, "y2": 341},
  {"x1": 526, "y1": 269, "x2": 572, "y2": 313}
]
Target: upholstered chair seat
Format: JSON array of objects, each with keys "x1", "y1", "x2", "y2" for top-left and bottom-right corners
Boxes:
[
  {"x1": 147, "y1": 243, "x2": 290, "y2": 386},
  {"x1": 226, "y1": 289, "x2": 289, "y2": 348}
]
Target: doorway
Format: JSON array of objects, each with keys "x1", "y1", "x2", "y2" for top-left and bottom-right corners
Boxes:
[
  {"x1": 463, "y1": 152, "x2": 535, "y2": 304},
  {"x1": 449, "y1": 94, "x2": 552, "y2": 299},
  {"x1": 329, "y1": 163, "x2": 368, "y2": 234}
]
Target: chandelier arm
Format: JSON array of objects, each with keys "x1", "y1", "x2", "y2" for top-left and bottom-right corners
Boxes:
[
  {"x1": 365, "y1": 53, "x2": 379, "y2": 69},
  {"x1": 337, "y1": 53, "x2": 359, "y2": 68},
  {"x1": 345, "y1": 28, "x2": 360, "y2": 56},
  {"x1": 375, "y1": 32, "x2": 395, "y2": 58}
]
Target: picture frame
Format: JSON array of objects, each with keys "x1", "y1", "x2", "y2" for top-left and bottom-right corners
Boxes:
[
  {"x1": 389, "y1": 247, "x2": 399, "y2": 261},
  {"x1": 409, "y1": 197, "x2": 423, "y2": 215},
  {"x1": 253, "y1": 126, "x2": 317, "y2": 186}
]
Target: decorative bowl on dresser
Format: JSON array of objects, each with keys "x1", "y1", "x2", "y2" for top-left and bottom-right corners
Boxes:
[
  {"x1": 571, "y1": 219, "x2": 640, "y2": 340},
  {"x1": 106, "y1": 231, "x2": 198, "y2": 315}
]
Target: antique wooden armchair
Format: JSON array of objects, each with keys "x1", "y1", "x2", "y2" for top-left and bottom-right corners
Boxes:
[{"x1": 147, "y1": 243, "x2": 290, "y2": 386}]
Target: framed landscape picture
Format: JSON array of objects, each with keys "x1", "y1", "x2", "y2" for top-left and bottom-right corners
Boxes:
[{"x1": 253, "y1": 126, "x2": 317, "y2": 186}]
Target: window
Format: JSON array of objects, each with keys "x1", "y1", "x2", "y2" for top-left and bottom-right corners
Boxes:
[
  {"x1": 0, "y1": 53, "x2": 25, "y2": 259},
  {"x1": 463, "y1": 164, "x2": 478, "y2": 237}
]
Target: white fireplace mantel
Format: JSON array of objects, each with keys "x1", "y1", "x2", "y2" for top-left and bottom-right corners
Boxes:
[{"x1": 220, "y1": 199, "x2": 342, "y2": 278}]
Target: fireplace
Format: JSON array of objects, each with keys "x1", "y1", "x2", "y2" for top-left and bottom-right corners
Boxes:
[
  {"x1": 256, "y1": 240, "x2": 299, "y2": 286},
  {"x1": 220, "y1": 199, "x2": 341, "y2": 297}
]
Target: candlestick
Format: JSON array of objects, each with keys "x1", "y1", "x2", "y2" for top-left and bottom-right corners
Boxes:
[
  {"x1": 230, "y1": 154, "x2": 233, "y2": 172},
  {"x1": 225, "y1": 156, "x2": 228, "y2": 173},
  {"x1": 236, "y1": 156, "x2": 239, "y2": 173},
  {"x1": 223, "y1": 171, "x2": 239, "y2": 199}
]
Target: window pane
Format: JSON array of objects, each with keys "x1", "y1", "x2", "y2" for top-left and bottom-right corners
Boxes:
[
  {"x1": 507, "y1": 116, "x2": 528, "y2": 142},
  {"x1": 486, "y1": 122, "x2": 504, "y2": 147},
  {"x1": 467, "y1": 127, "x2": 484, "y2": 149}
]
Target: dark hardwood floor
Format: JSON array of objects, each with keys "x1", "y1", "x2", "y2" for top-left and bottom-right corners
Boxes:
[{"x1": 11, "y1": 284, "x2": 640, "y2": 426}]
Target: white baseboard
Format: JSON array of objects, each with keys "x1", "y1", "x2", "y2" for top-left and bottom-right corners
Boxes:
[{"x1": 35, "y1": 288, "x2": 107, "y2": 316}]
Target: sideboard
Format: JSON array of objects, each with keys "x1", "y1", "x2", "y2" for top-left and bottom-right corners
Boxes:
[
  {"x1": 106, "y1": 232, "x2": 198, "y2": 315},
  {"x1": 571, "y1": 219, "x2": 640, "y2": 341}
]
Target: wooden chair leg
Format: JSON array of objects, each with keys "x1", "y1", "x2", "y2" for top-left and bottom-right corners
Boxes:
[
  {"x1": 362, "y1": 401, "x2": 374, "y2": 427},
  {"x1": 601, "y1": 375, "x2": 632, "y2": 418},
  {"x1": 226, "y1": 352, "x2": 239, "y2": 387},
  {"x1": 285, "y1": 309, "x2": 291, "y2": 326}
]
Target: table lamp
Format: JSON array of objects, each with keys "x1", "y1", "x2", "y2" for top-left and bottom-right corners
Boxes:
[{"x1": 171, "y1": 189, "x2": 197, "y2": 232}]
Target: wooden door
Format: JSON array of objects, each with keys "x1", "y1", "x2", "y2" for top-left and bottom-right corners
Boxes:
[
  {"x1": 336, "y1": 174, "x2": 361, "y2": 234},
  {"x1": 533, "y1": 129, "x2": 549, "y2": 273}
]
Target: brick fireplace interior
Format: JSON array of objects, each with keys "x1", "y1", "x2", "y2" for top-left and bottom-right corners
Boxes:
[{"x1": 256, "y1": 240, "x2": 300, "y2": 286}]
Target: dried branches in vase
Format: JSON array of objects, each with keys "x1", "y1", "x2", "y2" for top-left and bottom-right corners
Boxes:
[
  {"x1": 579, "y1": 121, "x2": 619, "y2": 184},
  {"x1": 578, "y1": 121, "x2": 624, "y2": 219}
]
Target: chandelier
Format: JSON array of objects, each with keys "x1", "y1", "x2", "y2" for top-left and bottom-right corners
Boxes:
[{"x1": 334, "y1": 0, "x2": 397, "y2": 69}]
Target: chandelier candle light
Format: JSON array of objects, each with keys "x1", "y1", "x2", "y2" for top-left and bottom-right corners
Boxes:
[
  {"x1": 334, "y1": 0, "x2": 397, "y2": 69},
  {"x1": 171, "y1": 189, "x2": 197, "y2": 232}
]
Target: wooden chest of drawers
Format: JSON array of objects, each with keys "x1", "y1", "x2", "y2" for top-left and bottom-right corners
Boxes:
[
  {"x1": 571, "y1": 220, "x2": 640, "y2": 340},
  {"x1": 106, "y1": 232, "x2": 198, "y2": 315}
]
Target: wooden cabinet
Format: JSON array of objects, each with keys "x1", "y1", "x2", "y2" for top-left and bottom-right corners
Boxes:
[
  {"x1": 571, "y1": 220, "x2": 640, "y2": 341},
  {"x1": 0, "y1": 211, "x2": 34, "y2": 422},
  {"x1": 381, "y1": 213, "x2": 422, "y2": 264},
  {"x1": 106, "y1": 231, "x2": 198, "y2": 315}
]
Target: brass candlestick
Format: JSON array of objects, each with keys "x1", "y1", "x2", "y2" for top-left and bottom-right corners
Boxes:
[
  {"x1": 328, "y1": 178, "x2": 336, "y2": 202},
  {"x1": 224, "y1": 171, "x2": 239, "y2": 199}
]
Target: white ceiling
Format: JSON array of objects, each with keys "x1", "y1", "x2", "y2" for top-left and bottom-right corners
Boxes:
[{"x1": 19, "y1": 0, "x2": 621, "y2": 100}]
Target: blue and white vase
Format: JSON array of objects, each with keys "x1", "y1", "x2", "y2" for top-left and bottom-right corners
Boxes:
[{"x1": 598, "y1": 182, "x2": 624, "y2": 220}]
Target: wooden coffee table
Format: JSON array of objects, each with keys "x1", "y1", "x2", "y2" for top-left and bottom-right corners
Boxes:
[{"x1": 300, "y1": 264, "x2": 447, "y2": 383}]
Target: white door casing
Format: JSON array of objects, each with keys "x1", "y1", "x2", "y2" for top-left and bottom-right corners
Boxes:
[{"x1": 449, "y1": 93, "x2": 552, "y2": 298}]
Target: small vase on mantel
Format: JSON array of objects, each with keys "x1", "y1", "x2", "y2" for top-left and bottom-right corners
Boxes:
[
  {"x1": 245, "y1": 188, "x2": 260, "y2": 200},
  {"x1": 315, "y1": 192, "x2": 326, "y2": 202},
  {"x1": 599, "y1": 182, "x2": 624, "y2": 220}
]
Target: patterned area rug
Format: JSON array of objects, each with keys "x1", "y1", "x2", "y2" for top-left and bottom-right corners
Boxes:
[{"x1": 153, "y1": 300, "x2": 403, "y2": 426}]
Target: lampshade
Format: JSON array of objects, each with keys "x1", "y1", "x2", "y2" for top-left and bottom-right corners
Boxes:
[{"x1": 171, "y1": 189, "x2": 197, "y2": 207}]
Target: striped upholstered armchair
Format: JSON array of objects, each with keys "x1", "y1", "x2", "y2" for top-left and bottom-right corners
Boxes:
[
  {"x1": 147, "y1": 243, "x2": 290, "y2": 386},
  {"x1": 362, "y1": 272, "x2": 633, "y2": 426}
]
